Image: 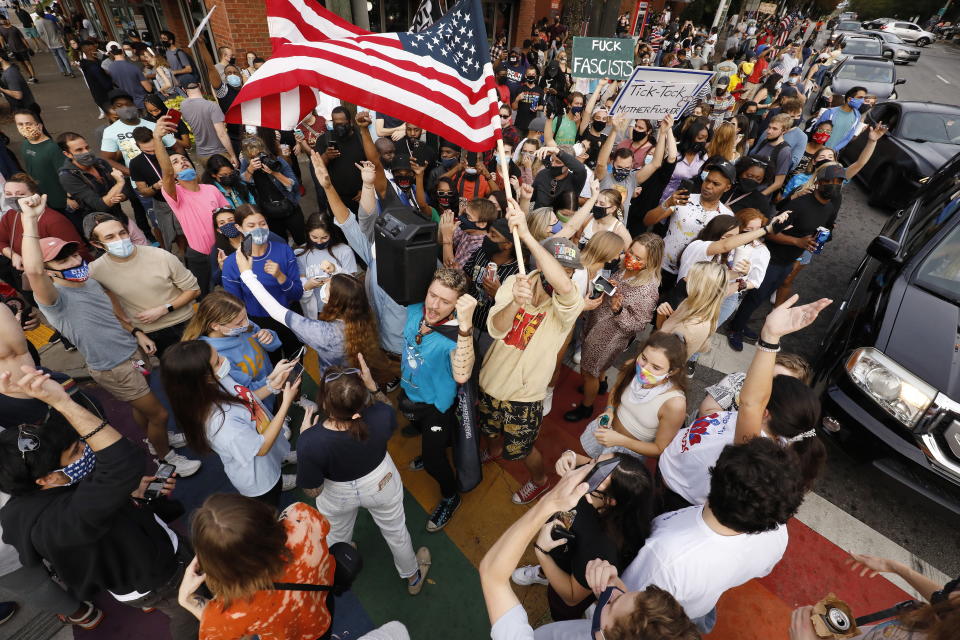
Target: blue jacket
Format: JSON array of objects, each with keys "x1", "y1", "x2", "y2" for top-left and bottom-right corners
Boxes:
[
  {"x1": 814, "y1": 106, "x2": 861, "y2": 151},
  {"x1": 222, "y1": 240, "x2": 303, "y2": 318},
  {"x1": 199, "y1": 322, "x2": 279, "y2": 394}
]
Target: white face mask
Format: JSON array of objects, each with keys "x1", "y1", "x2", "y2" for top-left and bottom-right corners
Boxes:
[
  {"x1": 320, "y1": 281, "x2": 331, "y2": 304},
  {"x1": 215, "y1": 357, "x2": 231, "y2": 380},
  {"x1": 220, "y1": 323, "x2": 248, "y2": 337}
]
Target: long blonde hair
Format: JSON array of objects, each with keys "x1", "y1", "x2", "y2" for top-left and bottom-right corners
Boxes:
[
  {"x1": 621, "y1": 233, "x2": 663, "y2": 286},
  {"x1": 181, "y1": 291, "x2": 246, "y2": 340},
  {"x1": 579, "y1": 231, "x2": 623, "y2": 269},
  {"x1": 707, "y1": 122, "x2": 737, "y2": 162},
  {"x1": 527, "y1": 206, "x2": 556, "y2": 242},
  {"x1": 672, "y1": 261, "x2": 726, "y2": 333}
]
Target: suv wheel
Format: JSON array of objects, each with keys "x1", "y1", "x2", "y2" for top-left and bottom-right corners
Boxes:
[{"x1": 916, "y1": 37, "x2": 930, "y2": 46}]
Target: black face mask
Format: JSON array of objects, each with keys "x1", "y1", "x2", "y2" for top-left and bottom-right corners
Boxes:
[
  {"x1": 482, "y1": 236, "x2": 501, "y2": 255},
  {"x1": 459, "y1": 215, "x2": 485, "y2": 231},
  {"x1": 592, "y1": 204, "x2": 608, "y2": 220},
  {"x1": 525, "y1": 77, "x2": 537, "y2": 85},
  {"x1": 818, "y1": 183, "x2": 842, "y2": 200},
  {"x1": 219, "y1": 171, "x2": 242, "y2": 187},
  {"x1": 394, "y1": 175, "x2": 413, "y2": 190},
  {"x1": 497, "y1": 75, "x2": 507, "y2": 85},
  {"x1": 813, "y1": 158, "x2": 832, "y2": 170},
  {"x1": 739, "y1": 178, "x2": 761, "y2": 192},
  {"x1": 604, "y1": 256, "x2": 621, "y2": 272},
  {"x1": 631, "y1": 130, "x2": 647, "y2": 142},
  {"x1": 228, "y1": 56, "x2": 236, "y2": 65},
  {"x1": 333, "y1": 124, "x2": 352, "y2": 138},
  {"x1": 591, "y1": 121, "x2": 605, "y2": 133},
  {"x1": 691, "y1": 141, "x2": 707, "y2": 154},
  {"x1": 612, "y1": 167, "x2": 631, "y2": 182},
  {"x1": 548, "y1": 164, "x2": 564, "y2": 178}
]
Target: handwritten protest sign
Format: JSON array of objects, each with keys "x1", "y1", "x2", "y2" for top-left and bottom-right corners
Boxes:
[
  {"x1": 609, "y1": 67, "x2": 714, "y2": 119},
  {"x1": 572, "y1": 37, "x2": 634, "y2": 80}
]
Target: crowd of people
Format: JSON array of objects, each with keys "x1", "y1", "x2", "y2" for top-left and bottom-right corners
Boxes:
[{"x1": 0, "y1": 3, "x2": 957, "y2": 640}]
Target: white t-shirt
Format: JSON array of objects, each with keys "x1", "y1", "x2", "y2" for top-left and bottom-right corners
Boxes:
[
  {"x1": 621, "y1": 505, "x2": 788, "y2": 619},
  {"x1": 676, "y1": 239, "x2": 720, "y2": 281},
  {"x1": 662, "y1": 195, "x2": 732, "y2": 274},
  {"x1": 658, "y1": 410, "x2": 738, "y2": 505},
  {"x1": 491, "y1": 604, "x2": 535, "y2": 640}
]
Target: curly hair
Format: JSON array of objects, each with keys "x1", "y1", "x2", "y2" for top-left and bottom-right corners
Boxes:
[
  {"x1": 318, "y1": 274, "x2": 393, "y2": 383},
  {"x1": 708, "y1": 437, "x2": 804, "y2": 534},
  {"x1": 605, "y1": 585, "x2": 700, "y2": 640}
]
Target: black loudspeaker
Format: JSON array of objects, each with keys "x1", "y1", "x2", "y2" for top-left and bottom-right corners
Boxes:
[{"x1": 374, "y1": 203, "x2": 438, "y2": 306}]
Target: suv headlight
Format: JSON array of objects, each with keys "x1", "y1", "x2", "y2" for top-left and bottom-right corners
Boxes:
[{"x1": 846, "y1": 348, "x2": 936, "y2": 427}]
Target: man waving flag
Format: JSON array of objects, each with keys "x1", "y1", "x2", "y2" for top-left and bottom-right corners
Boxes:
[{"x1": 226, "y1": 0, "x2": 502, "y2": 151}]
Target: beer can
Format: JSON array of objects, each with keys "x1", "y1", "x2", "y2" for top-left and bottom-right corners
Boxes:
[
  {"x1": 813, "y1": 226, "x2": 831, "y2": 254},
  {"x1": 486, "y1": 262, "x2": 498, "y2": 280},
  {"x1": 732, "y1": 244, "x2": 752, "y2": 268}
]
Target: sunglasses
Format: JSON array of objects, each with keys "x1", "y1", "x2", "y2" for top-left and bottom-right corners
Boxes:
[
  {"x1": 323, "y1": 367, "x2": 360, "y2": 382},
  {"x1": 436, "y1": 190, "x2": 456, "y2": 197}
]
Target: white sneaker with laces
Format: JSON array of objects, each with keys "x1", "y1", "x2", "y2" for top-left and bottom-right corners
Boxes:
[
  {"x1": 283, "y1": 450, "x2": 298, "y2": 466},
  {"x1": 542, "y1": 386, "x2": 555, "y2": 416},
  {"x1": 163, "y1": 450, "x2": 201, "y2": 477},
  {"x1": 282, "y1": 474, "x2": 297, "y2": 491},
  {"x1": 146, "y1": 431, "x2": 187, "y2": 456},
  {"x1": 511, "y1": 565, "x2": 548, "y2": 586}
]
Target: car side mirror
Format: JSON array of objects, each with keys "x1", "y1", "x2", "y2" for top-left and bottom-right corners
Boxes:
[
  {"x1": 867, "y1": 235, "x2": 901, "y2": 262},
  {"x1": 895, "y1": 78, "x2": 906, "y2": 85}
]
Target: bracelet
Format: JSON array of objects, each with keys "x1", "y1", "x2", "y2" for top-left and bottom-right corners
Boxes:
[
  {"x1": 458, "y1": 327, "x2": 472, "y2": 337},
  {"x1": 79, "y1": 419, "x2": 108, "y2": 441},
  {"x1": 22, "y1": 234, "x2": 40, "y2": 238},
  {"x1": 130, "y1": 327, "x2": 144, "y2": 336},
  {"x1": 757, "y1": 337, "x2": 781, "y2": 352},
  {"x1": 534, "y1": 543, "x2": 549, "y2": 554}
]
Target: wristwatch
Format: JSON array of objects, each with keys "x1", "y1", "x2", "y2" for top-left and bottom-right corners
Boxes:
[{"x1": 165, "y1": 303, "x2": 174, "y2": 313}]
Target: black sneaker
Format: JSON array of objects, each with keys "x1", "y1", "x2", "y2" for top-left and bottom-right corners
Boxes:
[
  {"x1": 727, "y1": 332, "x2": 744, "y2": 352},
  {"x1": 564, "y1": 403, "x2": 595, "y2": 422},
  {"x1": 741, "y1": 327, "x2": 759, "y2": 341},
  {"x1": 426, "y1": 494, "x2": 461, "y2": 532},
  {"x1": 385, "y1": 377, "x2": 401, "y2": 393}
]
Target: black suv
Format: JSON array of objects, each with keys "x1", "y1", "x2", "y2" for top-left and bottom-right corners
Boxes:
[{"x1": 814, "y1": 152, "x2": 960, "y2": 514}]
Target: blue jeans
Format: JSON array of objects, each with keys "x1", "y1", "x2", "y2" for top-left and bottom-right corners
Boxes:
[
  {"x1": 50, "y1": 47, "x2": 70, "y2": 73},
  {"x1": 729, "y1": 260, "x2": 796, "y2": 334},
  {"x1": 717, "y1": 291, "x2": 742, "y2": 329},
  {"x1": 692, "y1": 606, "x2": 718, "y2": 634}
]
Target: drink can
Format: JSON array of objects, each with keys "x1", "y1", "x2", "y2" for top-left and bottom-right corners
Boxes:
[
  {"x1": 732, "y1": 244, "x2": 752, "y2": 268},
  {"x1": 813, "y1": 226, "x2": 831, "y2": 254},
  {"x1": 486, "y1": 262, "x2": 498, "y2": 280}
]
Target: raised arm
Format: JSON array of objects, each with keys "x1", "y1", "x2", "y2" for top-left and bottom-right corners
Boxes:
[
  {"x1": 18, "y1": 195, "x2": 59, "y2": 306},
  {"x1": 845, "y1": 124, "x2": 885, "y2": 182},
  {"x1": 643, "y1": 188, "x2": 689, "y2": 227},
  {"x1": 355, "y1": 111, "x2": 388, "y2": 196},
  {"x1": 594, "y1": 116, "x2": 622, "y2": 180},
  {"x1": 152, "y1": 115, "x2": 177, "y2": 199},
  {"x1": 705, "y1": 213, "x2": 787, "y2": 255},
  {"x1": 311, "y1": 151, "x2": 351, "y2": 225},
  {"x1": 555, "y1": 177, "x2": 600, "y2": 240},
  {"x1": 579, "y1": 79, "x2": 607, "y2": 134},
  {"x1": 634, "y1": 114, "x2": 673, "y2": 184},
  {"x1": 451, "y1": 294, "x2": 477, "y2": 384}
]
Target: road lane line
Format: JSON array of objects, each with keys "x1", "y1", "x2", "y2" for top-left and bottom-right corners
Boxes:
[{"x1": 936, "y1": 74, "x2": 951, "y2": 84}]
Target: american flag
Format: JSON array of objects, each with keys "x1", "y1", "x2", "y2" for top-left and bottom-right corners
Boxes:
[{"x1": 225, "y1": 0, "x2": 501, "y2": 151}]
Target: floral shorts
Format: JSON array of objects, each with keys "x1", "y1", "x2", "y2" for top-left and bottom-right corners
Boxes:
[{"x1": 478, "y1": 392, "x2": 543, "y2": 461}]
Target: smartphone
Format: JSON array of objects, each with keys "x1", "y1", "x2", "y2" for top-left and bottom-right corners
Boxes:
[
  {"x1": 290, "y1": 346, "x2": 306, "y2": 362},
  {"x1": 241, "y1": 233, "x2": 254, "y2": 257},
  {"x1": 284, "y1": 361, "x2": 305, "y2": 388},
  {"x1": 678, "y1": 178, "x2": 698, "y2": 194},
  {"x1": 144, "y1": 463, "x2": 176, "y2": 501},
  {"x1": 166, "y1": 108, "x2": 181, "y2": 127},
  {"x1": 586, "y1": 457, "x2": 621, "y2": 493},
  {"x1": 327, "y1": 139, "x2": 340, "y2": 152},
  {"x1": 593, "y1": 275, "x2": 617, "y2": 298}
]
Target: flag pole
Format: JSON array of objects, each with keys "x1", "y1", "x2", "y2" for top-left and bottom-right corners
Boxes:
[{"x1": 496, "y1": 138, "x2": 526, "y2": 276}]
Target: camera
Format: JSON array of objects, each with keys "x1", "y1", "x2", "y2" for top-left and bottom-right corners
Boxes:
[{"x1": 257, "y1": 152, "x2": 282, "y2": 172}]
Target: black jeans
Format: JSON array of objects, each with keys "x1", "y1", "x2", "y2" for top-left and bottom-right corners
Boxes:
[
  {"x1": 728, "y1": 259, "x2": 796, "y2": 334},
  {"x1": 414, "y1": 404, "x2": 458, "y2": 499},
  {"x1": 125, "y1": 539, "x2": 199, "y2": 640},
  {"x1": 147, "y1": 320, "x2": 189, "y2": 358},
  {"x1": 185, "y1": 248, "x2": 212, "y2": 297}
]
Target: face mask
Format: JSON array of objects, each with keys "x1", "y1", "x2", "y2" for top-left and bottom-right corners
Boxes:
[
  {"x1": 218, "y1": 171, "x2": 242, "y2": 188},
  {"x1": 176, "y1": 167, "x2": 197, "y2": 182},
  {"x1": 624, "y1": 252, "x2": 644, "y2": 271},
  {"x1": 636, "y1": 360, "x2": 668, "y2": 385},
  {"x1": 549, "y1": 220, "x2": 563, "y2": 234},
  {"x1": 116, "y1": 106, "x2": 139, "y2": 121},
  {"x1": 548, "y1": 164, "x2": 564, "y2": 178},
  {"x1": 525, "y1": 77, "x2": 537, "y2": 85},
  {"x1": 57, "y1": 443, "x2": 96, "y2": 485},
  {"x1": 104, "y1": 237, "x2": 134, "y2": 258},
  {"x1": 228, "y1": 56, "x2": 237, "y2": 65},
  {"x1": 320, "y1": 281, "x2": 331, "y2": 304},
  {"x1": 395, "y1": 175, "x2": 414, "y2": 190},
  {"x1": 592, "y1": 204, "x2": 608, "y2": 220},
  {"x1": 54, "y1": 261, "x2": 90, "y2": 282},
  {"x1": 497, "y1": 75, "x2": 507, "y2": 85},
  {"x1": 436, "y1": 195, "x2": 454, "y2": 209},
  {"x1": 739, "y1": 177, "x2": 761, "y2": 192},
  {"x1": 246, "y1": 227, "x2": 270, "y2": 245},
  {"x1": 540, "y1": 272, "x2": 554, "y2": 296},
  {"x1": 215, "y1": 357, "x2": 231, "y2": 379},
  {"x1": 859, "y1": 103, "x2": 872, "y2": 114},
  {"x1": 333, "y1": 124, "x2": 352, "y2": 138},
  {"x1": 123, "y1": 49, "x2": 135, "y2": 58},
  {"x1": 18, "y1": 125, "x2": 43, "y2": 141},
  {"x1": 787, "y1": 76, "x2": 798, "y2": 85},
  {"x1": 226, "y1": 74, "x2": 242, "y2": 88},
  {"x1": 591, "y1": 586, "x2": 623, "y2": 638},
  {"x1": 631, "y1": 129, "x2": 647, "y2": 142},
  {"x1": 221, "y1": 323, "x2": 248, "y2": 337},
  {"x1": 459, "y1": 215, "x2": 485, "y2": 231},
  {"x1": 591, "y1": 121, "x2": 606, "y2": 133},
  {"x1": 692, "y1": 141, "x2": 707, "y2": 154},
  {"x1": 570, "y1": 106, "x2": 584, "y2": 115},
  {"x1": 813, "y1": 157, "x2": 833, "y2": 169},
  {"x1": 481, "y1": 236, "x2": 501, "y2": 255},
  {"x1": 848, "y1": 97, "x2": 865, "y2": 110},
  {"x1": 218, "y1": 222, "x2": 241, "y2": 238},
  {"x1": 812, "y1": 131, "x2": 830, "y2": 145},
  {"x1": 818, "y1": 183, "x2": 841, "y2": 200},
  {"x1": 612, "y1": 167, "x2": 631, "y2": 182},
  {"x1": 72, "y1": 151, "x2": 96, "y2": 167},
  {"x1": 604, "y1": 256, "x2": 621, "y2": 272},
  {"x1": 312, "y1": 240, "x2": 330, "y2": 250},
  {"x1": 6, "y1": 198, "x2": 22, "y2": 213}
]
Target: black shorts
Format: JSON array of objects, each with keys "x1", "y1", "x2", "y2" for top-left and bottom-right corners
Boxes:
[{"x1": 11, "y1": 50, "x2": 30, "y2": 62}]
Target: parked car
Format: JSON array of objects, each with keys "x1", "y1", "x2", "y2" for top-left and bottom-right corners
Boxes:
[
  {"x1": 813, "y1": 152, "x2": 960, "y2": 515},
  {"x1": 861, "y1": 17, "x2": 894, "y2": 30},
  {"x1": 841, "y1": 101, "x2": 960, "y2": 209},
  {"x1": 836, "y1": 34, "x2": 886, "y2": 59},
  {"x1": 881, "y1": 21, "x2": 936, "y2": 46},
  {"x1": 809, "y1": 56, "x2": 903, "y2": 112},
  {"x1": 855, "y1": 30, "x2": 922, "y2": 64},
  {"x1": 833, "y1": 20, "x2": 865, "y2": 38}
]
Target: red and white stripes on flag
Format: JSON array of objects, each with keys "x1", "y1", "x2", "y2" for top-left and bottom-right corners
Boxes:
[{"x1": 225, "y1": 0, "x2": 502, "y2": 152}]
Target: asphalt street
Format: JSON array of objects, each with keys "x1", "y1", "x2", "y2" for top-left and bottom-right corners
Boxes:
[{"x1": 764, "y1": 41, "x2": 960, "y2": 575}]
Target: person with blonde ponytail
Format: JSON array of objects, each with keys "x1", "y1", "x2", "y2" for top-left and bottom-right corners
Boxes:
[{"x1": 658, "y1": 261, "x2": 728, "y2": 367}]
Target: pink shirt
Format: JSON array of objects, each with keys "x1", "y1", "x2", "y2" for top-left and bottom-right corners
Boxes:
[{"x1": 162, "y1": 183, "x2": 228, "y2": 253}]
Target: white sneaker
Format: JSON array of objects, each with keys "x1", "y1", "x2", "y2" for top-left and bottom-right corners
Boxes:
[
  {"x1": 572, "y1": 350, "x2": 582, "y2": 365},
  {"x1": 542, "y1": 387, "x2": 555, "y2": 416},
  {"x1": 283, "y1": 450, "x2": 298, "y2": 466},
  {"x1": 281, "y1": 474, "x2": 297, "y2": 491},
  {"x1": 511, "y1": 565, "x2": 548, "y2": 586},
  {"x1": 146, "y1": 431, "x2": 187, "y2": 455},
  {"x1": 163, "y1": 450, "x2": 201, "y2": 477}
]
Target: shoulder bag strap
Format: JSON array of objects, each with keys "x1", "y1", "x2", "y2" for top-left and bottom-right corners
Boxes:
[{"x1": 854, "y1": 600, "x2": 920, "y2": 626}]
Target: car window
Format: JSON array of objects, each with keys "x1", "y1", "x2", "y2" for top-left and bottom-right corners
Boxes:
[
  {"x1": 903, "y1": 177, "x2": 960, "y2": 257},
  {"x1": 900, "y1": 113, "x2": 960, "y2": 144},
  {"x1": 914, "y1": 195, "x2": 960, "y2": 302},
  {"x1": 894, "y1": 22, "x2": 912, "y2": 29},
  {"x1": 882, "y1": 33, "x2": 905, "y2": 44},
  {"x1": 837, "y1": 63, "x2": 894, "y2": 83},
  {"x1": 839, "y1": 21, "x2": 861, "y2": 30},
  {"x1": 843, "y1": 40, "x2": 883, "y2": 55}
]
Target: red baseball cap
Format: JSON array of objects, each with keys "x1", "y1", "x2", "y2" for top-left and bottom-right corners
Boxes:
[{"x1": 38, "y1": 237, "x2": 79, "y2": 262}]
